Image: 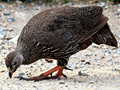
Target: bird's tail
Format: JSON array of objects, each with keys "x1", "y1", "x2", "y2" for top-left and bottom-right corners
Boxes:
[{"x1": 92, "y1": 23, "x2": 118, "y2": 47}]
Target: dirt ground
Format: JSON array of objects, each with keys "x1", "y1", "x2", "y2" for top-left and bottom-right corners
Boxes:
[{"x1": 0, "y1": 1, "x2": 120, "y2": 90}]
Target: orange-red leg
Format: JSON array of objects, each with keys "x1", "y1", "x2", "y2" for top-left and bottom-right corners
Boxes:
[{"x1": 20, "y1": 66, "x2": 67, "y2": 81}]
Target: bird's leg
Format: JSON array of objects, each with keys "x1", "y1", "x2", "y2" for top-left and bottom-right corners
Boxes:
[{"x1": 20, "y1": 65, "x2": 67, "y2": 81}]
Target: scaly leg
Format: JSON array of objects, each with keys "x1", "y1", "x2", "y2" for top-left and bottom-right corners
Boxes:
[{"x1": 20, "y1": 66, "x2": 67, "y2": 81}]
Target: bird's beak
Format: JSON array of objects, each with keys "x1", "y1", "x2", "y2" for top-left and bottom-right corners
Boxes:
[{"x1": 8, "y1": 67, "x2": 17, "y2": 78}]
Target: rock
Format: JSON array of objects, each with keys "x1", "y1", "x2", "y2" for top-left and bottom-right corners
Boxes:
[
  {"x1": 82, "y1": 5, "x2": 88, "y2": 7},
  {"x1": 7, "y1": 17, "x2": 15, "y2": 22},
  {"x1": 112, "y1": 68, "x2": 119, "y2": 71},
  {"x1": 98, "y1": 2, "x2": 106, "y2": 7},
  {"x1": 67, "y1": 2, "x2": 72, "y2": 6},
  {"x1": 9, "y1": 35, "x2": 19, "y2": 43},
  {"x1": 104, "y1": 49, "x2": 111, "y2": 54},
  {"x1": 114, "y1": 49, "x2": 120, "y2": 54},
  {"x1": 78, "y1": 71, "x2": 88, "y2": 76},
  {"x1": 118, "y1": 35, "x2": 120, "y2": 39},
  {"x1": 118, "y1": 4, "x2": 120, "y2": 7},
  {"x1": 20, "y1": 5, "x2": 27, "y2": 10},
  {"x1": 0, "y1": 27, "x2": 8, "y2": 31},
  {"x1": 7, "y1": 0, "x2": 10, "y2": 2},
  {"x1": 30, "y1": 3, "x2": 35, "y2": 6},
  {"x1": 0, "y1": 33, "x2": 5, "y2": 39},
  {"x1": 4, "y1": 11, "x2": 10, "y2": 16},
  {"x1": 89, "y1": 81, "x2": 94, "y2": 84},
  {"x1": 38, "y1": 1, "x2": 43, "y2": 4},
  {"x1": 17, "y1": 73, "x2": 25, "y2": 78},
  {"x1": 0, "y1": 17, "x2": 2, "y2": 21},
  {"x1": 33, "y1": 6, "x2": 41, "y2": 10},
  {"x1": 94, "y1": 74, "x2": 99, "y2": 78},
  {"x1": 8, "y1": 28, "x2": 13, "y2": 31},
  {"x1": 115, "y1": 9, "x2": 120, "y2": 15},
  {"x1": 85, "y1": 53, "x2": 91, "y2": 56},
  {"x1": 81, "y1": 60, "x2": 85, "y2": 62},
  {"x1": 4, "y1": 41, "x2": 9, "y2": 44},
  {"x1": 59, "y1": 80, "x2": 65, "y2": 84},
  {"x1": 85, "y1": 62, "x2": 91, "y2": 65},
  {"x1": 0, "y1": 4, "x2": 5, "y2": 9},
  {"x1": 28, "y1": 0, "x2": 32, "y2": 2},
  {"x1": 92, "y1": 43, "x2": 99, "y2": 48}
]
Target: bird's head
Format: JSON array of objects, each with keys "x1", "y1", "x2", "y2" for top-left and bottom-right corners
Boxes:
[{"x1": 5, "y1": 51, "x2": 24, "y2": 78}]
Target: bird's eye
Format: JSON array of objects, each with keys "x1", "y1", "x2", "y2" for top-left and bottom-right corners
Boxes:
[{"x1": 13, "y1": 61, "x2": 17, "y2": 65}]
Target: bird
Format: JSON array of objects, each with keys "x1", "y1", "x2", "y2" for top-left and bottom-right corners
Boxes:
[{"x1": 5, "y1": 6, "x2": 118, "y2": 81}]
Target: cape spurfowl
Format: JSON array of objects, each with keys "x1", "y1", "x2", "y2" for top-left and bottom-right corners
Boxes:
[{"x1": 5, "y1": 6, "x2": 118, "y2": 81}]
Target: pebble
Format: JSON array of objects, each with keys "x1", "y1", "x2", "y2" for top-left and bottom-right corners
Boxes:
[
  {"x1": 0, "y1": 27, "x2": 8, "y2": 31},
  {"x1": 118, "y1": 35, "x2": 120, "y2": 39},
  {"x1": 7, "y1": 17, "x2": 15, "y2": 22},
  {"x1": 112, "y1": 68, "x2": 119, "y2": 71},
  {"x1": 67, "y1": 2, "x2": 72, "y2": 6},
  {"x1": 92, "y1": 43, "x2": 99, "y2": 48},
  {"x1": 85, "y1": 53, "x2": 91, "y2": 56},
  {"x1": 38, "y1": 1, "x2": 43, "y2": 4},
  {"x1": 20, "y1": 5, "x2": 27, "y2": 10},
  {"x1": 59, "y1": 80, "x2": 65, "y2": 84},
  {"x1": 98, "y1": 2, "x2": 105, "y2": 7},
  {"x1": 0, "y1": 4, "x2": 5, "y2": 9},
  {"x1": 0, "y1": 33, "x2": 5, "y2": 39},
  {"x1": 104, "y1": 49, "x2": 111, "y2": 54},
  {"x1": 4, "y1": 11, "x2": 10, "y2": 16},
  {"x1": 33, "y1": 6, "x2": 41, "y2": 10},
  {"x1": 0, "y1": 17, "x2": 2, "y2": 20},
  {"x1": 78, "y1": 71, "x2": 88, "y2": 76},
  {"x1": 114, "y1": 49, "x2": 120, "y2": 54},
  {"x1": 115, "y1": 9, "x2": 120, "y2": 15},
  {"x1": 118, "y1": 4, "x2": 120, "y2": 7}
]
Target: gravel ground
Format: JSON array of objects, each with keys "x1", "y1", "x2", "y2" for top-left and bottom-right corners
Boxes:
[{"x1": 0, "y1": 1, "x2": 120, "y2": 90}]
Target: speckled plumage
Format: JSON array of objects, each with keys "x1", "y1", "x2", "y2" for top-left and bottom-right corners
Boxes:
[{"x1": 5, "y1": 6, "x2": 118, "y2": 80}]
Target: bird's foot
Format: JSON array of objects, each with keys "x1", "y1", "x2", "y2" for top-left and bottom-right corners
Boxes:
[
  {"x1": 19, "y1": 66, "x2": 67, "y2": 81},
  {"x1": 19, "y1": 74, "x2": 48, "y2": 81}
]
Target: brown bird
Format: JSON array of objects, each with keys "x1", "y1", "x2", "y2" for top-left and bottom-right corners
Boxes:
[{"x1": 5, "y1": 6, "x2": 118, "y2": 81}]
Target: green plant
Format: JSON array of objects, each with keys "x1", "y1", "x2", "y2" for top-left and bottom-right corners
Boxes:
[{"x1": 63, "y1": 0, "x2": 69, "y2": 3}]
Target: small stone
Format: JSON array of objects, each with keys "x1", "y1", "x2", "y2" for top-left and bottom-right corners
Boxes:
[
  {"x1": 92, "y1": 43, "x2": 99, "y2": 48},
  {"x1": 3, "y1": 24, "x2": 7, "y2": 27},
  {"x1": 38, "y1": 1, "x2": 43, "y2": 4},
  {"x1": 0, "y1": 4, "x2": 5, "y2": 9},
  {"x1": 4, "y1": 11, "x2": 10, "y2": 16},
  {"x1": 118, "y1": 35, "x2": 120, "y2": 39},
  {"x1": 20, "y1": 5, "x2": 27, "y2": 10},
  {"x1": 94, "y1": 74, "x2": 99, "y2": 78},
  {"x1": 85, "y1": 53, "x2": 91, "y2": 56},
  {"x1": 104, "y1": 49, "x2": 111, "y2": 54},
  {"x1": 85, "y1": 62, "x2": 91, "y2": 65},
  {"x1": 90, "y1": 81, "x2": 94, "y2": 84},
  {"x1": 118, "y1": 4, "x2": 120, "y2": 7},
  {"x1": 17, "y1": 73, "x2": 25, "y2": 78},
  {"x1": 113, "y1": 68, "x2": 119, "y2": 71},
  {"x1": 0, "y1": 28, "x2": 8, "y2": 31},
  {"x1": 33, "y1": 6, "x2": 41, "y2": 10},
  {"x1": 78, "y1": 71, "x2": 88, "y2": 76},
  {"x1": 0, "y1": 17, "x2": 2, "y2": 20},
  {"x1": 7, "y1": 17, "x2": 15, "y2": 22},
  {"x1": 59, "y1": 80, "x2": 65, "y2": 84},
  {"x1": 81, "y1": 60, "x2": 85, "y2": 62},
  {"x1": 0, "y1": 33, "x2": 5, "y2": 39},
  {"x1": 67, "y1": 2, "x2": 72, "y2": 6},
  {"x1": 28, "y1": 0, "x2": 32, "y2": 2},
  {"x1": 98, "y1": 2, "x2": 105, "y2": 7},
  {"x1": 8, "y1": 28, "x2": 13, "y2": 31},
  {"x1": 4, "y1": 41, "x2": 9, "y2": 44},
  {"x1": 115, "y1": 11, "x2": 120, "y2": 15},
  {"x1": 30, "y1": 3, "x2": 35, "y2": 6}
]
